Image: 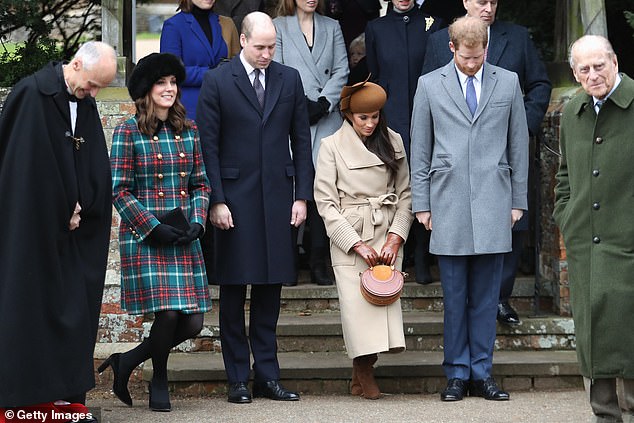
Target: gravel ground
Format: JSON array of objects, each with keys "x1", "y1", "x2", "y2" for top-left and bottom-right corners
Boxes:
[{"x1": 89, "y1": 389, "x2": 591, "y2": 423}]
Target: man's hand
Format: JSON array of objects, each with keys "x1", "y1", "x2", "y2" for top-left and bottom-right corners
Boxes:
[
  {"x1": 210, "y1": 203, "x2": 234, "y2": 230},
  {"x1": 290, "y1": 200, "x2": 307, "y2": 227},
  {"x1": 511, "y1": 209, "x2": 523, "y2": 227},
  {"x1": 416, "y1": 211, "x2": 432, "y2": 230},
  {"x1": 69, "y1": 202, "x2": 81, "y2": 230}
]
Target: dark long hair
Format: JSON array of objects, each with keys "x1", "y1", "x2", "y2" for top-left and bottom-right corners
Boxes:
[
  {"x1": 135, "y1": 88, "x2": 191, "y2": 136},
  {"x1": 347, "y1": 111, "x2": 399, "y2": 175}
]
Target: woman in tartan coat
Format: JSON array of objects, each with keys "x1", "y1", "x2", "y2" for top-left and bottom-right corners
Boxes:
[{"x1": 100, "y1": 53, "x2": 211, "y2": 412}]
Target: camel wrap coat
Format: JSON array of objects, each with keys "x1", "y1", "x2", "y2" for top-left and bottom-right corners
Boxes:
[{"x1": 314, "y1": 121, "x2": 413, "y2": 358}]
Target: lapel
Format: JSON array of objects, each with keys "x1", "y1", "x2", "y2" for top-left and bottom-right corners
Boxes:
[
  {"x1": 334, "y1": 121, "x2": 384, "y2": 169},
  {"x1": 231, "y1": 57, "x2": 263, "y2": 115},
  {"x1": 486, "y1": 21, "x2": 507, "y2": 66},
  {"x1": 184, "y1": 12, "x2": 214, "y2": 60},
  {"x1": 474, "y1": 64, "x2": 497, "y2": 121},
  {"x1": 286, "y1": 16, "x2": 322, "y2": 82},
  {"x1": 311, "y1": 14, "x2": 327, "y2": 69},
  {"x1": 262, "y1": 62, "x2": 283, "y2": 122},
  {"x1": 440, "y1": 61, "x2": 473, "y2": 122}
]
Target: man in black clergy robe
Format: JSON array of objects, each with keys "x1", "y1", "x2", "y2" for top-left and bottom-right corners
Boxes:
[{"x1": 0, "y1": 41, "x2": 117, "y2": 411}]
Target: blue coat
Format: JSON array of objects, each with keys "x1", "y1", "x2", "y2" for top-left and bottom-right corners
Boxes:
[
  {"x1": 365, "y1": 8, "x2": 443, "y2": 155},
  {"x1": 160, "y1": 11, "x2": 240, "y2": 120},
  {"x1": 197, "y1": 56, "x2": 314, "y2": 285},
  {"x1": 422, "y1": 20, "x2": 551, "y2": 138}
]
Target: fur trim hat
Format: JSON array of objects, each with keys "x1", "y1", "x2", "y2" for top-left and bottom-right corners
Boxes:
[
  {"x1": 128, "y1": 53, "x2": 186, "y2": 101},
  {"x1": 340, "y1": 76, "x2": 386, "y2": 113}
]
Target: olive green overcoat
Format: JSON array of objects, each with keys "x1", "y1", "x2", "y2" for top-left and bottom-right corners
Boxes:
[{"x1": 554, "y1": 74, "x2": 634, "y2": 378}]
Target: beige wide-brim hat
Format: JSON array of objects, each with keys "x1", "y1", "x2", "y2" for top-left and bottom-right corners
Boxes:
[{"x1": 340, "y1": 75, "x2": 387, "y2": 113}]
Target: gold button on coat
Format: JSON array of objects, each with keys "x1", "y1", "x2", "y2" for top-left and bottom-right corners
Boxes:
[
  {"x1": 180, "y1": 190, "x2": 187, "y2": 196},
  {"x1": 158, "y1": 173, "x2": 164, "y2": 179},
  {"x1": 158, "y1": 191, "x2": 165, "y2": 197},
  {"x1": 157, "y1": 153, "x2": 163, "y2": 160},
  {"x1": 179, "y1": 152, "x2": 185, "y2": 158}
]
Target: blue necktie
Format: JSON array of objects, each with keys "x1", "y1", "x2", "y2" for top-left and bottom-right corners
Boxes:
[{"x1": 466, "y1": 76, "x2": 477, "y2": 117}]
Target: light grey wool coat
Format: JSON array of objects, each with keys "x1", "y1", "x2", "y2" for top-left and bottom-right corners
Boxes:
[
  {"x1": 314, "y1": 121, "x2": 413, "y2": 358},
  {"x1": 273, "y1": 13, "x2": 349, "y2": 163},
  {"x1": 410, "y1": 61, "x2": 529, "y2": 255}
]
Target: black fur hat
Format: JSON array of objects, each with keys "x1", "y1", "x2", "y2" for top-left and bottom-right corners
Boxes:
[{"x1": 128, "y1": 53, "x2": 186, "y2": 101}]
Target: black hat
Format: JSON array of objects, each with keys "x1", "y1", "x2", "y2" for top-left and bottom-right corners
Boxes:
[{"x1": 128, "y1": 53, "x2": 186, "y2": 101}]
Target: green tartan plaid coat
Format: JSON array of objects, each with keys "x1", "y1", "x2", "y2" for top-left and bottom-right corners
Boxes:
[{"x1": 111, "y1": 117, "x2": 211, "y2": 315}]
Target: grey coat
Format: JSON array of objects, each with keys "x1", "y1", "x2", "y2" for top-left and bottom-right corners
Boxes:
[
  {"x1": 273, "y1": 13, "x2": 349, "y2": 163},
  {"x1": 410, "y1": 61, "x2": 529, "y2": 255}
]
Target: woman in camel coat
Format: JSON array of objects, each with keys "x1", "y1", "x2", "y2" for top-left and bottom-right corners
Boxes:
[{"x1": 314, "y1": 80, "x2": 413, "y2": 399}]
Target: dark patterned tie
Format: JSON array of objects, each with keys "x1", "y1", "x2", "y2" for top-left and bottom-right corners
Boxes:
[
  {"x1": 466, "y1": 76, "x2": 477, "y2": 117},
  {"x1": 253, "y1": 68, "x2": 265, "y2": 108}
]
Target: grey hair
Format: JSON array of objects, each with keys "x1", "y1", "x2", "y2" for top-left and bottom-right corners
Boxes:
[
  {"x1": 74, "y1": 41, "x2": 117, "y2": 70},
  {"x1": 568, "y1": 35, "x2": 615, "y2": 68},
  {"x1": 350, "y1": 33, "x2": 365, "y2": 51}
]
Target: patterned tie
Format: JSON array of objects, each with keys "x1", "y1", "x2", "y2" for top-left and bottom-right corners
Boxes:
[
  {"x1": 595, "y1": 100, "x2": 604, "y2": 114},
  {"x1": 466, "y1": 76, "x2": 477, "y2": 117},
  {"x1": 253, "y1": 68, "x2": 265, "y2": 108}
]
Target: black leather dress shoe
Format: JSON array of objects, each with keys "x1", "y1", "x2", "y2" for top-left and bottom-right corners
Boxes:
[
  {"x1": 228, "y1": 382, "x2": 252, "y2": 404},
  {"x1": 282, "y1": 281, "x2": 298, "y2": 287},
  {"x1": 497, "y1": 302, "x2": 521, "y2": 326},
  {"x1": 440, "y1": 378, "x2": 468, "y2": 401},
  {"x1": 469, "y1": 377, "x2": 510, "y2": 401},
  {"x1": 253, "y1": 380, "x2": 300, "y2": 401}
]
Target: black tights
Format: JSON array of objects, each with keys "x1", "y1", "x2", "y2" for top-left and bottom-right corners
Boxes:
[{"x1": 120, "y1": 311, "x2": 203, "y2": 386}]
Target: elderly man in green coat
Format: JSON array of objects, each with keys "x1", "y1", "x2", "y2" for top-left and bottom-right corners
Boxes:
[{"x1": 554, "y1": 35, "x2": 634, "y2": 422}]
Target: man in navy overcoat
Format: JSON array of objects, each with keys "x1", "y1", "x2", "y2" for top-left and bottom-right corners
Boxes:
[
  {"x1": 197, "y1": 12, "x2": 313, "y2": 404},
  {"x1": 422, "y1": 0, "x2": 551, "y2": 326}
]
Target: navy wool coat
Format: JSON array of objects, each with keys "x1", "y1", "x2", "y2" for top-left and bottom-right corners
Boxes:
[
  {"x1": 365, "y1": 7, "x2": 443, "y2": 155},
  {"x1": 197, "y1": 56, "x2": 314, "y2": 285}
]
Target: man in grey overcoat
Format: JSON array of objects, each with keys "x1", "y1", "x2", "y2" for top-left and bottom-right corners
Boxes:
[
  {"x1": 410, "y1": 16, "x2": 528, "y2": 402},
  {"x1": 554, "y1": 35, "x2": 634, "y2": 422}
]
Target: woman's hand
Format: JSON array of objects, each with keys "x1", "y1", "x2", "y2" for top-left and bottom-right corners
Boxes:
[
  {"x1": 352, "y1": 241, "x2": 380, "y2": 267},
  {"x1": 380, "y1": 233, "x2": 404, "y2": 265}
]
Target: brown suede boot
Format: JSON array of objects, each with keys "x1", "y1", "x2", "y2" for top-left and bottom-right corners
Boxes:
[
  {"x1": 351, "y1": 358, "x2": 362, "y2": 396},
  {"x1": 356, "y1": 354, "x2": 381, "y2": 399}
]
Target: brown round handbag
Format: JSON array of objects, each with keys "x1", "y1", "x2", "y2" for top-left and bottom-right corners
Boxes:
[{"x1": 359, "y1": 265, "x2": 405, "y2": 306}]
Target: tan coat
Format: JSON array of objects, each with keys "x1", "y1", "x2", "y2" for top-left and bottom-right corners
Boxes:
[{"x1": 314, "y1": 121, "x2": 413, "y2": 358}]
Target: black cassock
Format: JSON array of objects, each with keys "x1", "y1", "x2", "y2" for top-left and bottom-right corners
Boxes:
[{"x1": 0, "y1": 62, "x2": 111, "y2": 407}]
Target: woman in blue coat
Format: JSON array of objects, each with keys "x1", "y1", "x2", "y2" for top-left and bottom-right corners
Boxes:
[
  {"x1": 160, "y1": 0, "x2": 241, "y2": 120},
  {"x1": 99, "y1": 53, "x2": 211, "y2": 412}
]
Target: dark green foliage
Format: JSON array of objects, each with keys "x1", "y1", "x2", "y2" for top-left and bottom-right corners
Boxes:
[{"x1": 0, "y1": 39, "x2": 61, "y2": 86}]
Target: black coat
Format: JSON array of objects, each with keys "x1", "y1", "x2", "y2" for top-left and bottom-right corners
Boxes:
[
  {"x1": 0, "y1": 62, "x2": 111, "y2": 407},
  {"x1": 365, "y1": 7, "x2": 443, "y2": 155},
  {"x1": 197, "y1": 57, "x2": 314, "y2": 285}
]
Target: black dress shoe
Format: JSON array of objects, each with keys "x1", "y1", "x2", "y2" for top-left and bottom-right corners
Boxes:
[
  {"x1": 440, "y1": 378, "x2": 468, "y2": 401},
  {"x1": 414, "y1": 260, "x2": 433, "y2": 285},
  {"x1": 310, "y1": 265, "x2": 334, "y2": 286},
  {"x1": 97, "y1": 353, "x2": 133, "y2": 406},
  {"x1": 148, "y1": 379, "x2": 171, "y2": 412},
  {"x1": 497, "y1": 302, "x2": 521, "y2": 326},
  {"x1": 469, "y1": 377, "x2": 510, "y2": 401},
  {"x1": 228, "y1": 382, "x2": 252, "y2": 404},
  {"x1": 253, "y1": 380, "x2": 300, "y2": 401},
  {"x1": 282, "y1": 281, "x2": 298, "y2": 287}
]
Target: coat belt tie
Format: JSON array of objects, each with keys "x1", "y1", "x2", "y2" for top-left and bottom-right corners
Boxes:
[{"x1": 340, "y1": 193, "x2": 399, "y2": 241}]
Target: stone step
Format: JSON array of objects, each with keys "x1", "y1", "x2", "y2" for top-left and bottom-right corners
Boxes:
[{"x1": 137, "y1": 350, "x2": 582, "y2": 396}]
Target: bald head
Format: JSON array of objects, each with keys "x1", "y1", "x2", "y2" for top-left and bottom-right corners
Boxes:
[
  {"x1": 569, "y1": 35, "x2": 619, "y2": 100},
  {"x1": 241, "y1": 11, "x2": 275, "y2": 41}
]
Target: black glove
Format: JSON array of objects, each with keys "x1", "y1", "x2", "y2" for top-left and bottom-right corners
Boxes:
[
  {"x1": 147, "y1": 224, "x2": 185, "y2": 245},
  {"x1": 306, "y1": 98, "x2": 323, "y2": 125},
  {"x1": 175, "y1": 223, "x2": 204, "y2": 245}
]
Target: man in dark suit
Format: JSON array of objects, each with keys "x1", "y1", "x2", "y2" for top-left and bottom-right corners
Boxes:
[
  {"x1": 422, "y1": 0, "x2": 552, "y2": 326},
  {"x1": 197, "y1": 12, "x2": 313, "y2": 404}
]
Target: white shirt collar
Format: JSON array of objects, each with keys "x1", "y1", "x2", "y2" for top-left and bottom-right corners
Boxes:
[{"x1": 593, "y1": 73, "x2": 622, "y2": 106}]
